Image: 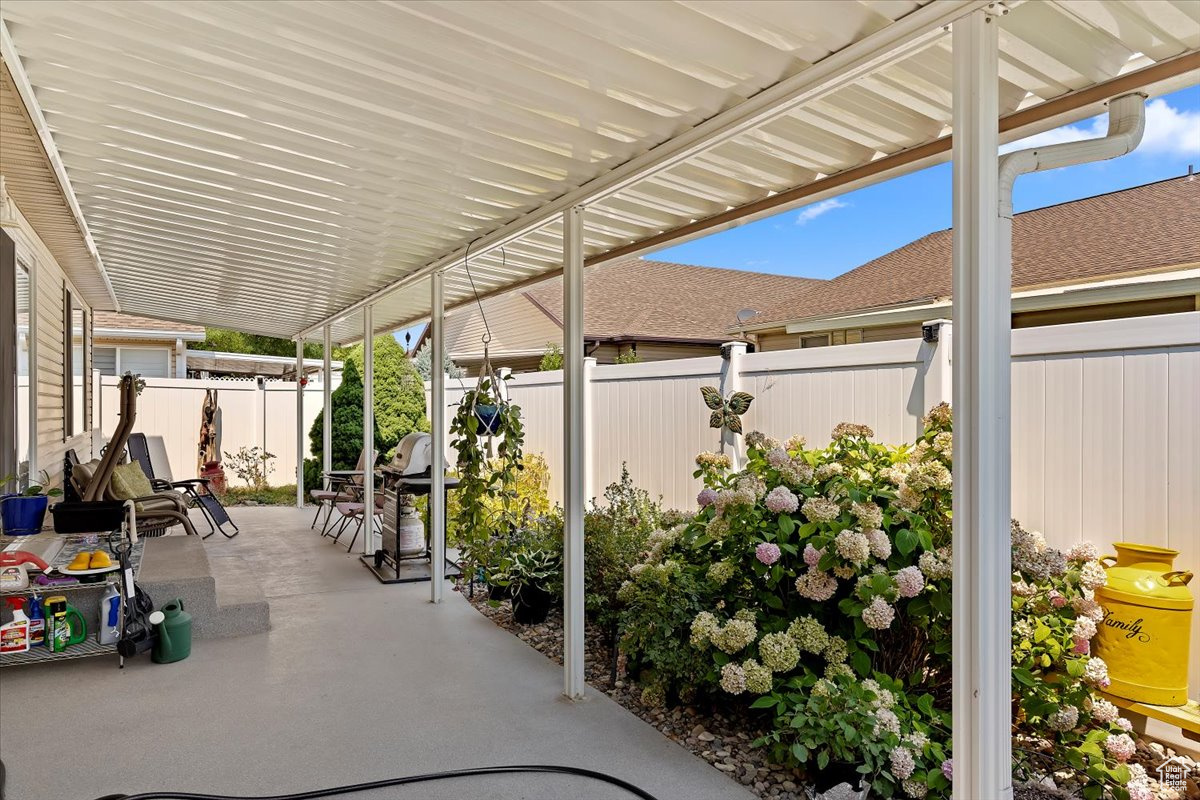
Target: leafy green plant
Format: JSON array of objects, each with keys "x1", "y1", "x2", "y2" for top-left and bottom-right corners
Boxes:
[
  {"x1": 584, "y1": 465, "x2": 662, "y2": 630},
  {"x1": 492, "y1": 546, "x2": 561, "y2": 596},
  {"x1": 616, "y1": 406, "x2": 1145, "y2": 799},
  {"x1": 413, "y1": 344, "x2": 464, "y2": 380},
  {"x1": 337, "y1": 335, "x2": 429, "y2": 456},
  {"x1": 1, "y1": 470, "x2": 63, "y2": 497},
  {"x1": 614, "y1": 346, "x2": 640, "y2": 364},
  {"x1": 449, "y1": 375, "x2": 525, "y2": 575},
  {"x1": 222, "y1": 446, "x2": 276, "y2": 491},
  {"x1": 538, "y1": 342, "x2": 563, "y2": 371}
]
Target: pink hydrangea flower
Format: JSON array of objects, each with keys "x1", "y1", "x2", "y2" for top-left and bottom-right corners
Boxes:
[
  {"x1": 764, "y1": 486, "x2": 799, "y2": 514},
  {"x1": 803, "y1": 544, "x2": 823, "y2": 568},
  {"x1": 941, "y1": 759, "x2": 953, "y2": 782},
  {"x1": 1072, "y1": 637, "x2": 1090, "y2": 655},
  {"x1": 895, "y1": 566, "x2": 925, "y2": 598},
  {"x1": 756, "y1": 542, "x2": 781, "y2": 566},
  {"x1": 1049, "y1": 590, "x2": 1066, "y2": 608},
  {"x1": 1103, "y1": 733, "x2": 1135, "y2": 763},
  {"x1": 697, "y1": 488, "x2": 718, "y2": 508}
]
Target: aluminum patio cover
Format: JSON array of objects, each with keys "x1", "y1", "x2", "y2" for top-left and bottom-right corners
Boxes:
[{"x1": 0, "y1": 0, "x2": 1195, "y2": 343}]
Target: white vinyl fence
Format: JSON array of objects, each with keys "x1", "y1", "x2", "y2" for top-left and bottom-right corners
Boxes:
[
  {"x1": 433, "y1": 312, "x2": 1199, "y2": 695},
  {"x1": 97, "y1": 376, "x2": 330, "y2": 487}
]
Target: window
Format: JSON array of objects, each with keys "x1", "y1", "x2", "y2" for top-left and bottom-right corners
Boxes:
[
  {"x1": 63, "y1": 287, "x2": 87, "y2": 439},
  {"x1": 800, "y1": 333, "x2": 830, "y2": 349},
  {"x1": 15, "y1": 258, "x2": 32, "y2": 482},
  {"x1": 94, "y1": 346, "x2": 169, "y2": 378}
]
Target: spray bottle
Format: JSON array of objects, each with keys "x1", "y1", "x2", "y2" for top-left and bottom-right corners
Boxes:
[
  {"x1": 98, "y1": 580, "x2": 121, "y2": 645},
  {"x1": 27, "y1": 593, "x2": 45, "y2": 647},
  {"x1": 1, "y1": 597, "x2": 31, "y2": 654}
]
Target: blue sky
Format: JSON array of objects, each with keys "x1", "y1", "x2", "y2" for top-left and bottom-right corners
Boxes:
[{"x1": 650, "y1": 86, "x2": 1200, "y2": 280}]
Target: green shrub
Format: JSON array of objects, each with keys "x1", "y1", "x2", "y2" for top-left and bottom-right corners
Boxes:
[
  {"x1": 584, "y1": 465, "x2": 662, "y2": 630},
  {"x1": 618, "y1": 408, "x2": 1143, "y2": 799},
  {"x1": 308, "y1": 360, "x2": 384, "y2": 470},
  {"x1": 338, "y1": 335, "x2": 429, "y2": 456},
  {"x1": 302, "y1": 457, "x2": 322, "y2": 495},
  {"x1": 538, "y1": 343, "x2": 563, "y2": 371}
]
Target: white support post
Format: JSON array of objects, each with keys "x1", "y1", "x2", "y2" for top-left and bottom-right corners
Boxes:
[
  {"x1": 430, "y1": 271, "x2": 447, "y2": 604},
  {"x1": 919, "y1": 319, "x2": 953, "y2": 409},
  {"x1": 719, "y1": 341, "x2": 747, "y2": 470},
  {"x1": 583, "y1": 356, "x2": 596, "y2": 504},
  {"x1": 175, "y1": 338, "x2": 187, "y2": 378},
  {"x1": 362, "y1": 305, "x2": 375, "y2": 556},
  {"x1": 295, "y1": 338, "x2": 305, "y2": 508},
  {"x1": 322, "y1": 325, "x2": 332, "y2": 485},
  {"x1": 952, "y1": 11, "x2": 1011, "y2": 800},
  {"x1": 562, "y1": 205, "x2": 586, "y2": 700}
]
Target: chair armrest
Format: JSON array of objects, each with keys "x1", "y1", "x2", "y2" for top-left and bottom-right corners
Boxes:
[{"x1": 149, "y1": 478, "x2": 174, "y2": 492}]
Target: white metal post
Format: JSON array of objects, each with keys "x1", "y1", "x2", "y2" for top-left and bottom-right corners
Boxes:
[
  {"x1": 430, "y1": 271, "x2": 446, "y2": 604},
  {"x1": 362, "y1": 305, "x2": 375, "y2": 556},
  {"x1": 322, "y1": 325, "x2": 332, "y2": 484},
  {"x1": 563, "y1": 206, "x2": 586, "y2": 700},
  {"x1": 295, "y1": 338, "x2": 305, "y2": 508},
  {"x1": 719, "y1": 341, "x2": 747, "y2": 470},
  {"x1": 583, "y1": 356, "x2": 596, "y2": 504},
  {"x1": 951, "y1": 11, "x2": 1010, "y2": 800}
]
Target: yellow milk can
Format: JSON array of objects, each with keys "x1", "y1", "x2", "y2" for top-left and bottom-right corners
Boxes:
[{"x1": 1095, "y1": 543, "x2": 1194, "y2": 706}]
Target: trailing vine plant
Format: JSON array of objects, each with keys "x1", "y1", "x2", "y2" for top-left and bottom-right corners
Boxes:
[{"x1": 449, "y1": 373, "x2": 525, "y2": 580}]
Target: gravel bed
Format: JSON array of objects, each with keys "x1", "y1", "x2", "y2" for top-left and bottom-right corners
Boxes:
[{"x1": 462, "y1": 584, "x2": 1199, "y2": 800}]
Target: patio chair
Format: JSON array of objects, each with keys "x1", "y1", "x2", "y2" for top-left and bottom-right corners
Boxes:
[
  {"x1": 127, "y1": 432, "x2": 239, "y2": 540},
  {"x1": 67, "y1": 374, "x2": 197, "y2": 538},
  {"x1": 329, "y1": 493, "x2": 385, "y2": 554},
  {"x1": 310, "y1": 450, "x2": 367, "y2": 534}
]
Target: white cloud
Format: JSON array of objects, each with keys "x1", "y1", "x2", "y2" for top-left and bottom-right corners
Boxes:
[
  {"x1": 1001, "y1": 98, "x2": 1200, "y2": 157},
  {"x1": 794, "y1": 198, "x2": 847, "y2": 225}
]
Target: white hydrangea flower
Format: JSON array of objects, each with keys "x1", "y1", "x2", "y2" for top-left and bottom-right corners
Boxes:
[
  {"x1": 889, "y1": 747, "x2": 916, "y2": 780},
  {"x1": 862, "y1": 596, "x2": 896, "y2": 630}
]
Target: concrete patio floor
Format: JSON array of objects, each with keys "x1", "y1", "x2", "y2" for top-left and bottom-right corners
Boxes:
[{"x1": 0, "y1": 506, "x2": 754, "y2": 800}]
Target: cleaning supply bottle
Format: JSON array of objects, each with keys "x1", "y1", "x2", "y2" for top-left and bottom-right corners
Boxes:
[
  {"x1": 45, "y1": 595, "x2": 86, "y2": 653},
  {"x1": 98, "y1": 580, "x2": 121, "y2": 645},
  {"x1": 1, "y1": 597, "x2": 31, "y2": 654},
  {"x1": 0, "y1": 561, "x2": 30, "y2": 592},
  {"x1": 26, "y1": 594, "x2": 45, "y2": 648}
]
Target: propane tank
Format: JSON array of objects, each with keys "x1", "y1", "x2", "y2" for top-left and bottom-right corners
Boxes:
[
  {"x1": 395, "y1": 498, "x2": 425, "y2": 558},
  {"x1": 1095, "y1": 543, "x2": 1193, "y2": 706}
]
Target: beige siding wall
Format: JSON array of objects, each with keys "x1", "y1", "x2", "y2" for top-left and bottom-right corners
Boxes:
[
  {"x1": 445, "y1": 291, "x2": 560, "y2": 358},
  {"x1": 756, "y1": 331, "x2": 799, "y2": 351},
  {"x1": 9, "y1": 198, "x2": 94, "y2": 488}
]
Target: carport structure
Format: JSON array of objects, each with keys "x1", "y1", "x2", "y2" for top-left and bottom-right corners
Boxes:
[{"x1": 1, "y1": 2, "x2": 1197, "y2": 796}]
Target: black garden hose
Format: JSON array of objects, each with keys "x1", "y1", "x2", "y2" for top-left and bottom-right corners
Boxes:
[{"x1": 92, "y1": 764, "x2": 662, "y2": 800}]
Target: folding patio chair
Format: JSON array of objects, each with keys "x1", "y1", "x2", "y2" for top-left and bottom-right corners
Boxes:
[
  {"x1": 311, "y1": 450, "x2": 367, "y2": 535},
  {"x1": 127, "y1": 432, "x2": 239, "y2": 540},
  {"x1": 329, "y1": 493, "x2": 385, "y2": 554}
]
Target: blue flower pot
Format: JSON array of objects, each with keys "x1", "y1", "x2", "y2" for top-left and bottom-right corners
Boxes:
[
  {"x1": 0, "y1": 494, "x2": 50, "y2": 536},
  {"x1": 474, "y1": 404, "x2": 502, "y2": 435}
]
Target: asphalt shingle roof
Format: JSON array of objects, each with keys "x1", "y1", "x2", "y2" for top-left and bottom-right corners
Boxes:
[{"x1": 746, "y1": 175, "x2": 1200, "y2": 328}]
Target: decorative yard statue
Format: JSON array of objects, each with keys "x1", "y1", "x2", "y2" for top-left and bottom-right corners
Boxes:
[{"x1": 700, "y1": 386, "x2": 754, "y2": 434}]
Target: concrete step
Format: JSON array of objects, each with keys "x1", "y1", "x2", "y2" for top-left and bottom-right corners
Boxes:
[
  {"x1": 138, "y1": 536, "x2": 270, "y2": 640},
  {"x1": 207, "y1": 554, "x2": 271, "y2": 638}
]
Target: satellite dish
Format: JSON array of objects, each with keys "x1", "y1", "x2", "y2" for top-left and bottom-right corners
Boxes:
[{"x1": 735, "y1": 308, "x2": 759, "y2": 325}]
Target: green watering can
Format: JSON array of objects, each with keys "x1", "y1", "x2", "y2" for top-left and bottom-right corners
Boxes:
[{"x1": 150, "y1": 598, "x2": 192, "y2": 664}]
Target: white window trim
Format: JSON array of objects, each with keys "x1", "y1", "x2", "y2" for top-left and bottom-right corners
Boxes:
[{"x1": 15, "y1": 249, "x2": 36, "y2": 479}]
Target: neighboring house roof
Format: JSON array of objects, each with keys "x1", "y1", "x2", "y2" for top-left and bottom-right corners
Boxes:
[
  {"x1": 93, "y1": 312, "x2": 206, "y2": 340},
  {"x1": 520, "y1": 257, "x2": 824, "y2": 342},
  {"x1": 741, "y1": 175, "x2": 1200, "y2": 330}
]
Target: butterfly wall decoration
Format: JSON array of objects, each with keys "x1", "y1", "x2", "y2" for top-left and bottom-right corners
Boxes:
[{"x1": 700, "y1": 386, "x2": 754, "y2": 434}]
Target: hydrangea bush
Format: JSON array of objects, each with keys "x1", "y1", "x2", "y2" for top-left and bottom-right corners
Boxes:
[{"x1": 618, "y1": 405, "x2": 1144, "y2": 799}]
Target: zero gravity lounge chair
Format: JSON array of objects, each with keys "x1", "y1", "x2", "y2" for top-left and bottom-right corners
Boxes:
[{"x1": 127, "y1": 432, "x2": 239, "y2": 539}]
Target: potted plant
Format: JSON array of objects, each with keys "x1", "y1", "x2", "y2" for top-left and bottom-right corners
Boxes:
[
  {"x1": 0, "y1": 471, "x2": 64, "y2": 537},
  {"x1": 493, "y1": 547, "x2": 560, "y2": 624},
  {"x1": 449, "y1": 374, "x2": 525, "y2": 580}
]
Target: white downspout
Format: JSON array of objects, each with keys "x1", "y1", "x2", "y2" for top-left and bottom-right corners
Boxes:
[{"x1": 998, "y1": 93, "x2": 1145, "y2": 217}]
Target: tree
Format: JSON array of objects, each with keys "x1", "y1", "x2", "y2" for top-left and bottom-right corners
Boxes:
[
  {"x1": 192, "y1": 328, "x2": 321, "y2": 358},
  {"x1": 308, "y1": 360, "x2": 383, "y2": 470},
  {"x1": 333, "y1": 335, "x2": 429, "y2": 457},
  {"x1": 413, "y1": 344, "x2": 465, "y2": 380}
]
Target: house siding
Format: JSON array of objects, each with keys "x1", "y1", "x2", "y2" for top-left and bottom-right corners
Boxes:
[
  {"x1": 92, "y1": 336, "x2": 179, "y2": 375},
  {"x1": 9, "y1": 198, "x2": 94, "y2": 487},
  {"x1": 445, "y1": 291, "x2": 561, "y2": 359}
]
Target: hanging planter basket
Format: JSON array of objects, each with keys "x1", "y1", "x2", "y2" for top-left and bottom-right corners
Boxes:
[{"x1": 473, "y1": 403, "x2": 503, "y2": 436}]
